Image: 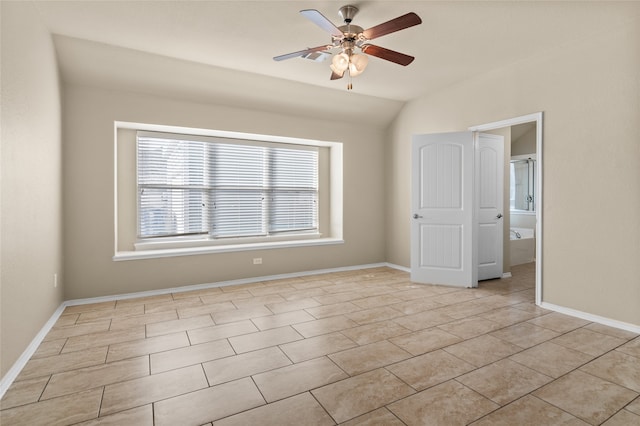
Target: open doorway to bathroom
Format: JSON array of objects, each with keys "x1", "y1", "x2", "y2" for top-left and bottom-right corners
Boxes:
[{"x1": 469, "y1": 113, "x2": 543, "y2": 306}]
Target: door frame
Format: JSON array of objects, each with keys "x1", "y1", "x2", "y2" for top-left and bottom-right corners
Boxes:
[{"x1": 468, "y1": 112, "x2": 543, "y2": 306}]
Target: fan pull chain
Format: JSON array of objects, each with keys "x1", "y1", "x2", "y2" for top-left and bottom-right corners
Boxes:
[{"x1": 348, "y1": 71, "x2": 353, "y2": 90}]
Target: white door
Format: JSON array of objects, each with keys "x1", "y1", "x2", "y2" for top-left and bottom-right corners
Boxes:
[
  {"x1": 411, "y1": 132, "x2": 477, "y2": 287},
  {"x1": 477, "y1": 134, "x2": 504, "y2": 280}
]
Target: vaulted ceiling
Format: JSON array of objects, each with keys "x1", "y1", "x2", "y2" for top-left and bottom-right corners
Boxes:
[{"x1": 32, "y1": 1, "x2": 639, "y2": 124}]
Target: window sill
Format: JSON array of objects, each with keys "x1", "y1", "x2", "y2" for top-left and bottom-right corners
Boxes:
[{"x1": 113, "y1": 237, "x2": 345, "y2": 261}]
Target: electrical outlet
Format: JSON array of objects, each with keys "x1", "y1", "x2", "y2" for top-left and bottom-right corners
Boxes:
[
  {"x1": 253, "y1": 258, "x2": 262, "y2": 265},
  {"x1": 54, "y1": 273, "x2": 58, "y2": 288}
]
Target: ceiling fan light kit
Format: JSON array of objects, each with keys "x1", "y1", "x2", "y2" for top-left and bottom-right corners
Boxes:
[{"x1": 274, "y1": 4, "x2": 422, "y2": 90}]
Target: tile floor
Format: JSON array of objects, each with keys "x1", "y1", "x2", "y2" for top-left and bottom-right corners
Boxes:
[{"x1": 1, "y1": 262, "x2": 639, "y2": 425}]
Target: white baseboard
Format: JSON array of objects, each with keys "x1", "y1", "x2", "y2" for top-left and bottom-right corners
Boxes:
[
  {"x1": 0, "y1": 262, "x2": 400, "y2": 398},
  {"x1": 540, "y1": 302, "x2": 640, "y2": 334},
  {"x1": 502, "y1": 272, "x2": 513, "y2": 278},
  {"x1": 0, "y1": 303, "x2": 66, "y2": 399}
]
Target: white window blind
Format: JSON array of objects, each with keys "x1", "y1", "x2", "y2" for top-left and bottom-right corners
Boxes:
[{"x1": 137, "y1": 133, "x2": 318, "y2": 240}]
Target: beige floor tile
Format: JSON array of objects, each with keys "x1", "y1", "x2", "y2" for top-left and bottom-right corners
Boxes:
[
  {"x1": 526, "y1": 312, "x2": 591, "y2": 333},
  {"x1": 253, "y1": 356, "x2": 348, "y2": 402},
  {"x1": 340, "y1": 320, "x2": 411, "y2": 345},
  {"x1": 187, "y1": 320, "x2": 258, "y2": 345},
  {"x1": 469, "y1": 395, "x2": 588, "y2": 426},
  {"x1": 580, "y1": 350, "x2": 640, "y2": 392},
  {"x1": 390, "y1": 327, "x2": 462, "y2": 356},
  {"x1": 388, "y1": 380, "x2": 498, "y2": 426},
  {"x1": 0, "y1": 376, "x2": 49, "y2": 410},
  {"x1": 312, "y1": 368, "x2": 415, "y2": 423},
  {"x1": 144, "y1": 296, "x2": 203, "y2": 314},
  {"x1": 171, "y1": 286, "x2": 221, "y2": 299},
  {"x1": 41, "y1": 355, "x2": 149, "y2": 400},
  {"x1": 436, "y1": 316, "x2": 503, "y2": 339},
  {"x1": 351, "y1": 294, "x2": 403, "y2": 309},
  {"x1": 228, "y1": 326, "x2": 303, "y2": 353},
  {"x1": 279, "y1": 332, "x2": 357, "y2": 363},
  {"x1": 75, "y1": 305, "x2": 143, "y2": 323},
  {"x1": 583, "y1": 323, "x2": 639, "y2": 340},
  {"x1": 392, "y1": 287, "x2": 446, "y2": 301},
  {"x1": 212, "y1": 305, "x2": 272, "y2": 324},
  {"x1": 490, "y1": 322, "x2": 560, "y2": 349},
  {"x1": 456, "y1": 358, "x2": 552, "y2": 405},
  {"x1": 75, "y1": 405, "x2": 153, "y2": 426},
  {"x1": 250, "y1": 309, "x2": 315, "y2": 331},
  {"x1": 617, "y1": 336, "x2": 640, "y2": 358},
  {"x1": 101, "y1": 364, "x2": 208, "y2": 415},
  {"x1": 200, "y1": 290, "x2": 253, "y2": 304},
  {"x1": 62, "y1": 326, "x2": 146, "y2": 353},
  {"x1": 232, "y1": 294, "x2": 286, "y2": 309},
  {"x1": 478, "y1": 306, "x2": 539, "y2": 326},
  {"x1": 329, "y1": 340, "x2": 411, "y2": 376},
  {"x1": 54, "y1": 313, "x2": 80, "y2": 327},
  {"x1": 551, "y1": 328, "x2": 627, "y2": 356},
  {"x1": 62, "y1": 301, "x2": 116, "y2": 315},
  {"x1": 115, "y1": 293, "x2": 174, "y2": 308},
  {"x1": 340, "y1": 407, "x2": 405, "y2": 426},
  {"x1": 249, "y1": 284, "x2": 296, "y2": 297},
  {"x1": 392, "y1": 310, "x2": 455, "y2": 331},
  {"x1": 154, "y1": 377, "x2": 265, "y2": 426},
  {"x1": 390, "y1": 298, "x2": 444, "y2": 315},
  {"x1": 292, "y1": 315, "x2": 359, "y2": 338},
  {"x1": 313, "y1": 290, "x2": 364, "y2": 305},
  {"x1": 0, "y1": 388, "x2": 102, "y2": 426},
  {"x1": 212, "y1": 392, "x2": 335, "y2": 426},
  {"x1": 387, "y1": 349, "x2": 475, "y2": 391},
  {"x1": 345, "y1": 306, "x2": 404, "y2": 325},
  {"x1": 106, "y1": 331, "x2": 190, "y2": 363},
  {"x1": 150, "y1": 339, "x2": 235, "y2": 373},
  {"x1": 510, "y1": 341, "x2": 593, "y2": 378},
  {"x1": 110, "y1": 310, "x2": 178, "y2": 331},
  {"x1": 626, "y1": 396, "x2": 640, "y2": 415},
  {"x1": 44, "y1": 320, "x2": 111, "y2": 341},
  {"x1": 17, "y1": 346, "x2": 107, "y2": 381},
  {"x1": 146, "y1": 314, "x2": 214, "y2": 337},
  {"x1": 306, "y1": 302, "x2": 362, "y2": 319},
  {"x1": 602, "y1": 409, "x2": 640, "y2": 425},
  {"x1": 278, "y1": 286, "x2": 327, "y2": 301},
  {"x1": 289, "y1": 279, "x2": 334, "y2": 290},
  {"x1": 203, "y1": 346, "x2": 291, "y2": 385},
  {"x1": 443, "y1": 334, "x2": 523, "y2": 367},
  {"x1": 534, "y1": 370, "x2": 638, "y2": 425},
  {"x1": 31, "y1": 338, "x2": 66, "y2": 358},
  {"x1": 430, "y1": 289, "x2": 479, "y2": 306},
  {"x1": 177, "y1": 301, "x2": 236, "y2": 319},
  {"x1": 265, "y1": 297, "x2": 321, "y2": 314}
]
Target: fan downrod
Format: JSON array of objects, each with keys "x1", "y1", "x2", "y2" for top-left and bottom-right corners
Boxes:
[{"x1": 338, "y1": 5, "x2": 359, "y2": 23}]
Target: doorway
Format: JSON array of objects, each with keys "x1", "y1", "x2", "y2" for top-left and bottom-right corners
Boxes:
[{"x1": 469, "y1": 112, "x2": 543, "y2": 305}]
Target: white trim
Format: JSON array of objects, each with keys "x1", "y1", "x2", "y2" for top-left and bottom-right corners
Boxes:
[
  {"x1": 385, "y1": 262, "x2": 411, "y2": 273},
  {"x1": 502, "y1": 272, "x2": 513, "y2": 278},
  {"x1": 541, "y1": 302, "x2": 640, "y2": 335},
  {"x1": 469, "y1": 112, "x2": 544, "y2": 306},
  {"x1": 114, "y1": 237, "x2": 344, "y2": 261},
  {"x1": 0, "y1": 304, "x2": 66, "y2": 400}
]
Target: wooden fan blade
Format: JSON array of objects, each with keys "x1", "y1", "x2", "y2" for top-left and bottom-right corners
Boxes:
[
  {"x1": 363, "y1": 12, "x2": 422, "y2": 40},
  {"x1": 300, "y1": 9, "x2": 344, "y2": 38},
  {"x1": 361, "y1": 44, "x2": 415, "y2": 66},
  {"x1": 273, "y1": 45, "x2": 330, "y2": 61},
  {"x1": 330, "y1": 70, "x2": 344, "y2": 80}
]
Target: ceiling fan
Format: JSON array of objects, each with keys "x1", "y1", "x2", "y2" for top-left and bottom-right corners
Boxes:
[{"x1": 274, "y1": 5, "x2": 422, "y2": 90}]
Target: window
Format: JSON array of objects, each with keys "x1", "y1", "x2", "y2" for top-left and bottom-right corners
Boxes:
[{"x1": 137, "y1": 132, "x2": 319, "y2": 241}]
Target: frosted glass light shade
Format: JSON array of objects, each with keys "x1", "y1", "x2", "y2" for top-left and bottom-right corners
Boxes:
[
  {"x1": 330, "y1": 52, "x2": 350, "y2": 73},
  {"x1": 348, "y1": 53, "x2": 368, "y2": 77}
]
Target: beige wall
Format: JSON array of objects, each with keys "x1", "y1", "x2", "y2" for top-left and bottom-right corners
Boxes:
[
  {"x1": 386, "y1": 14, "x2": 640, "y2": 325},
  {"x1": 62, "y1": 85, "x2": 387, "y2": 299},
  {"x1": 512, "y1": 126, "x2": 536, "y2": 156},
  {"x1": 0, "y1": 2, "x2": 64, "y2": 376}
]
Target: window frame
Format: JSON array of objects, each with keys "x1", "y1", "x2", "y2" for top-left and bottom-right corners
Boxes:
[{"x1": 113, "y1": 122, "x2": 344, "y2": 261}]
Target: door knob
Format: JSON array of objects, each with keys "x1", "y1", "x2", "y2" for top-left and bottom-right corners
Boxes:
[
  {"x1": 413, "y1": 214, "x2": 423, "y2": 219},
  {"x1": 496, "y1": 213, "x2": 503, "y2": 219}
]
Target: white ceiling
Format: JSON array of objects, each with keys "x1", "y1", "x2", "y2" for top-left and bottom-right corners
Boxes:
[{"x1": 33, "y1": 1, "x2": 639, "y2": 106}]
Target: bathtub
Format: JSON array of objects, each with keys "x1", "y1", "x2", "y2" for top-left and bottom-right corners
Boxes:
[{"x1": 510, "y1": 227, "x2": 535, "y2": 266}]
